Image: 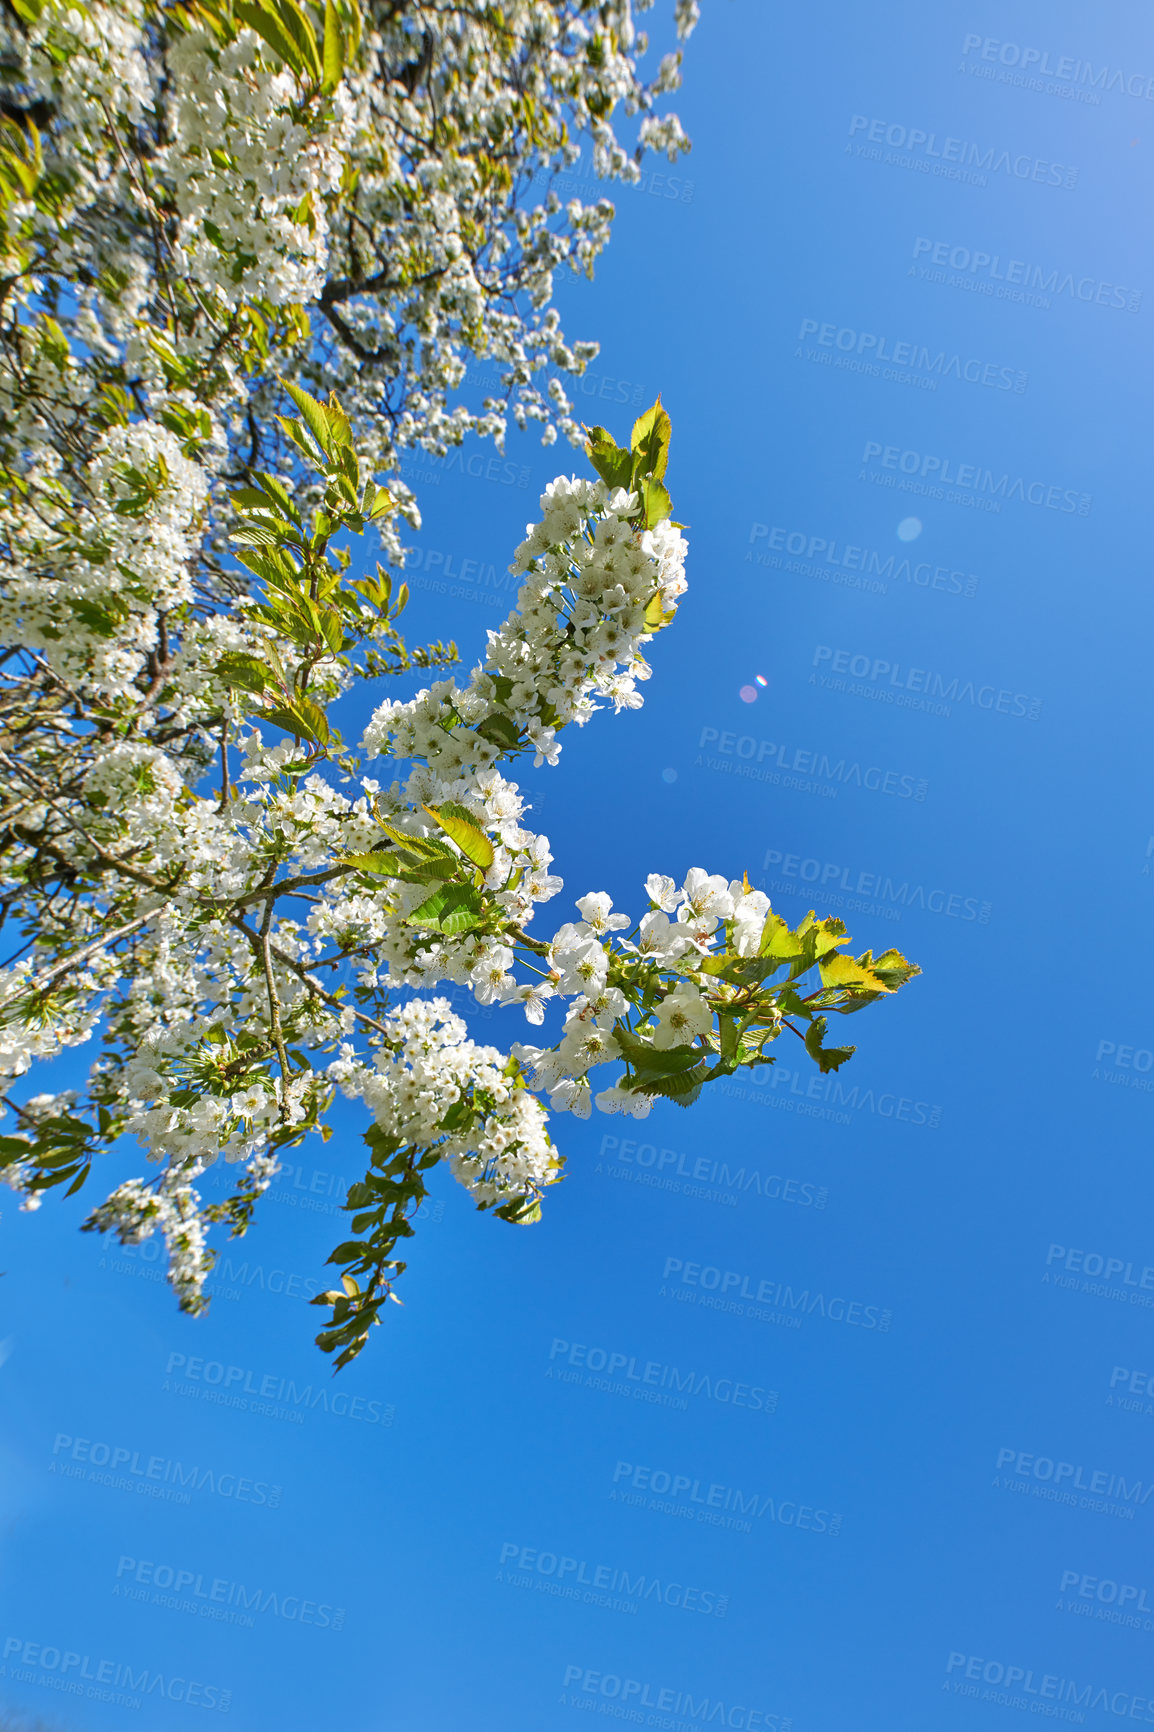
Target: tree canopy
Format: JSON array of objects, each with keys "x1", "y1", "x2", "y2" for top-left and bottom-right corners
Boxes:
[{"x1": 0, "y1": 0, "x2": 918, "y2": 1365}]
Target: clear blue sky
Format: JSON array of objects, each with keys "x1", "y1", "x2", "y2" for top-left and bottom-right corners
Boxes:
[{"x1": 4, "y1": 2, "x2": 1154, "y2": 1727}]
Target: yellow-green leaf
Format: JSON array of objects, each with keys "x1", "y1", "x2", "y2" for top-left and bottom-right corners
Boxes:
[
  {"x1": 423, "y1": 802, "x2": 494, "y2": 870},
  {"x1": 238, "y1": 0, "x2": 322, "y2": 80},
  {"x1": 817, "y1": 953, "x2": 890, "y2": 992},
  {"x1": 630, "y1": 398, "x2": 672, "y2": 479},
  {"x1": 643, "y1": 591, "x2": 676, "y2": 631},
  {"x1": 282, "y1": 379, "x2": 333, "y2": 456},
  {"x1": 342, "y1": 852, "x2": 398, "y2": 875},
  {"x1": 759, "y1": 915, "x2": 805, "y2": 960},
  {"x1": 322, "y1": 0, "x2": 343, "y2": 88}
]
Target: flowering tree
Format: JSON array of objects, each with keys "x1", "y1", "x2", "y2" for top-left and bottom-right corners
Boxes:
[{"x1": 0, "y1": 0, "x2": 918, "y2": 1365}]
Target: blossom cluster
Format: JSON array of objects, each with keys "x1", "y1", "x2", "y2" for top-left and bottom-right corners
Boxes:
[{"x1": 329, "y1": 998, "x2": 558, "y2": 1209}]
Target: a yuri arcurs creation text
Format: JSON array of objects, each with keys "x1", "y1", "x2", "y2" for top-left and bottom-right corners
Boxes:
[{"x1": 0, "y1": 0, "x2": 917, "y2": 1364}]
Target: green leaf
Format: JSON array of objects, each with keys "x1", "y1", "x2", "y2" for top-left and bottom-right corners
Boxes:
[
  {"x1": 234, "y1": 0, "x2": 322, "y2": 81},
  {"x1": 376, "y1": 820, "x2": 455, "y2": 862},
  {"x1": 643, "y1": 591, "x2": 675, "y2": 631},
  {"x1": 584, "y1": 425, "x2": 633, "y2": 492},
  {"x1": 322, "y1": 1, "x2": 344, "y2": 88},
  {"x1": 218, "y1": 652, "x2": 270, "y2": 694},
  {"x1": 275, "y1": 415, "x2": 322, "y2": 463},
  {"x1": 260, "y1": 697, "x2": 330, "y2": 744},
  {"x1": 423, "y1": 802, "x2": 494, "y2": 870},
  {"x1": 281, "y1": 379, "x2": 333, "y2": 456},
  {"x1": 717, "y1": 957, "x2": 784, "y2": 989},
  {"x1": 475, "y1": 713, "x2": 522, "y2": 751},
  {"x1": 325, "y1": 392, "x2": 354, "y2": 448},
  {"x1": 759, "y1": 915, "x2": 806, "y2": 961},
  {"x1": 616, "y1": 1030, "x2": 703, "y2": 1076},
  {"x1": 395, "y1": 857, "x2": 459, "y2": 885},
  {"x1": 811, "y1": 920, "x2": 848, "y2": 960},
  {"x1": 630, "y1": 399, "x2": 672, "y2": 480},
  {"x1": 716, "y1": 1014, "x2": 741, "y2": 1065},
  {"x1": 327, "y1": 1240, "x2": 365, "y2": 1265},
  {"x1": 494, "y1": 1194, "x2": 543, "y2": 1224},
  {"x1": 67, "y1": 598, "x2": 125, "y2": 638},
  {"x1": 230, "y1": 487, "x2": 279, "y2": 512},
  {"x1": 248, "y1": 470, "x2": 300, "y2": 522},
  {"x1": 803, "y1": 1015, "x2": 856, "y2": 1074},
  {"x1": 405, "y1": 882, "x2": 483, "y2": 934},
  {"x1": 342, "y1": 0, "x2": 362, "y2": 62},
  {"x1": 632, "y1": 1063, "x2": 708, "y2": 1107},
  {"x1": 342, "y1": 851, "x2": 398, "y2": 875},
  {"x1": 817, "y1": 953, "x2": 888, "y2": 992},
  {"x1": 639, "y1": 476, "x2": 672, "y2": 528},
  {"x1": 863, "y1": 948, "x2": 922, "y2": 990}
]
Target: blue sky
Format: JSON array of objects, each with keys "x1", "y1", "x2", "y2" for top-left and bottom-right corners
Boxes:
[{"x1": 4, "y1": 2, "x2": 1154, "y2": 1728}]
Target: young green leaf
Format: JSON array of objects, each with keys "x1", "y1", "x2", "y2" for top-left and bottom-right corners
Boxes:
[
  {"x1": 261, "y1": 696, "x2": 330, "y2": 744},
  {"x1": 423, "y1": 802, "x2": 494, "y2": 870},
  {"x1": 475, "y1": 713, "x2": 522, "y2": 751},
  {"x1": 584, "y1": 426, "x2": 633, "y2": 492},
  {"x1": 630, "y1": 398, "x2": 671, "y2": 479},
  {"x1": 493, "y1": 1194, "x2": 543, "y2": 1224},
  {"x1": 803, "y1": 1016, "x2": 856, "y2": 1074},
  {"x1": 405, "y1": 882, "x2": 483, "y2": 934},
  {"x1": 322, "y1": 0, "x2": 344, "y2": 89},
  {"x1": 281, "y1": 380, "x2": 333, "y2": 457},
  {"x1": 640, "y1": 476, "x2": 672, "y2": 528},
  {"x1": 217, "y1": 652, "x2": 270, "y2": 694},
  {"x1": 234, "y1": 0, "x2": 322, "y2": 81},
  {"x1": 342, "y1": 852, "x2": 399, "y2": 875}
]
